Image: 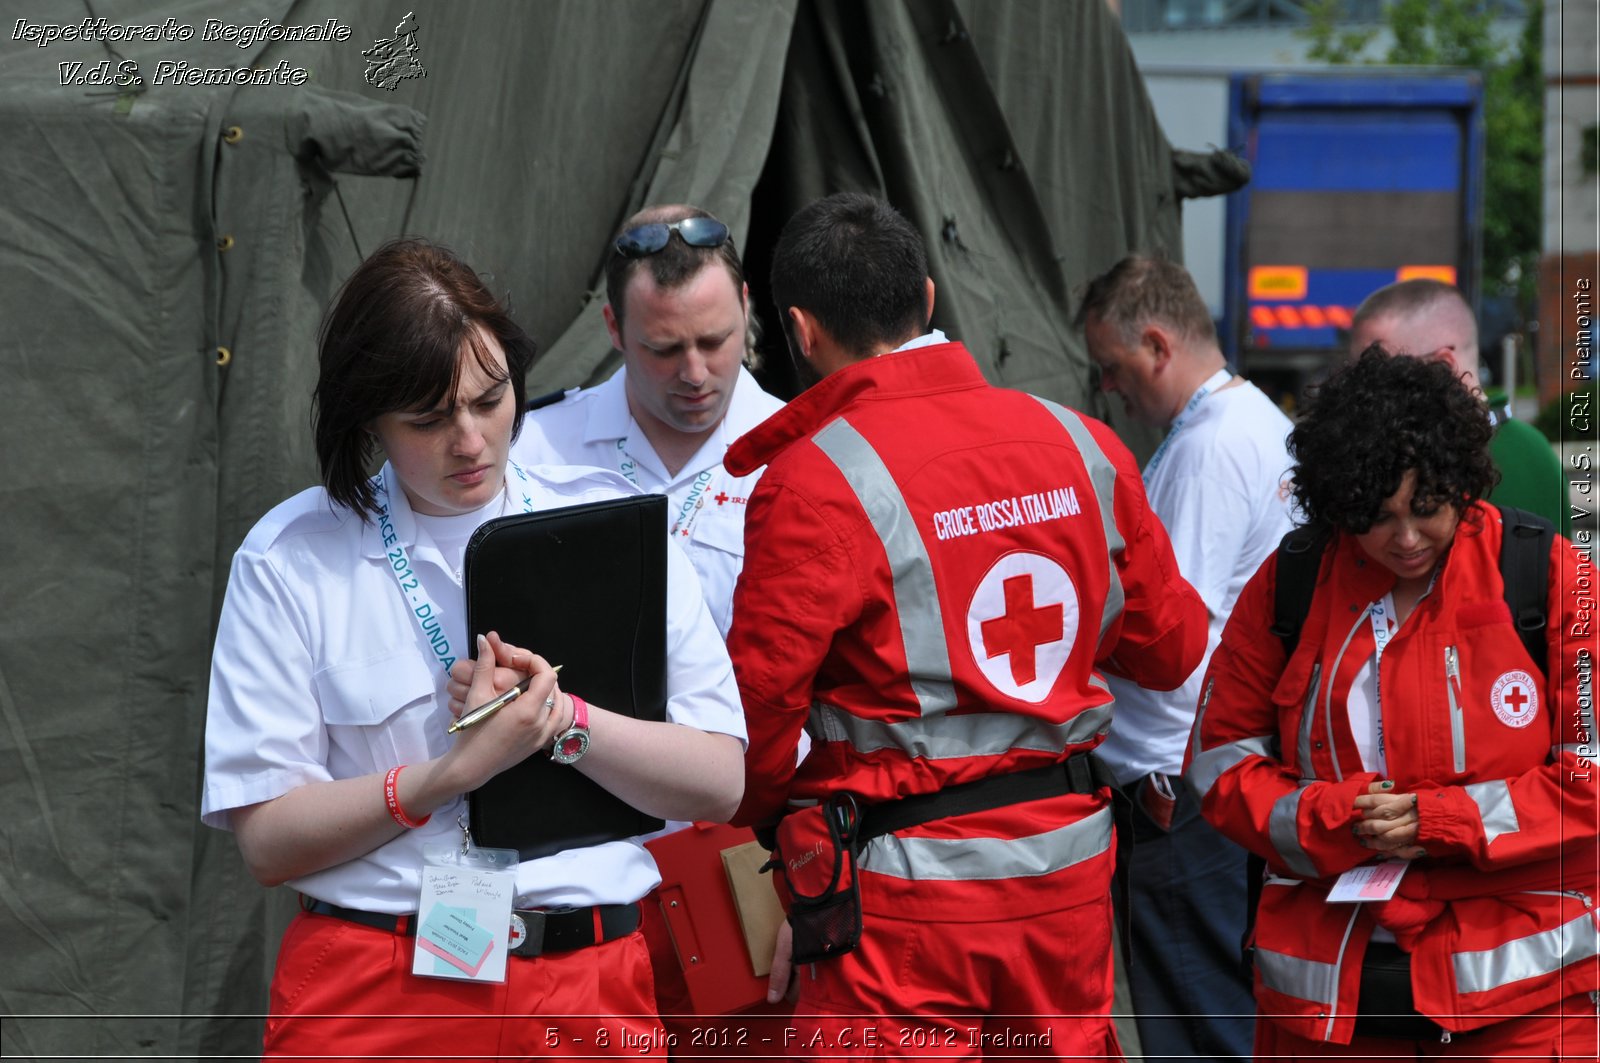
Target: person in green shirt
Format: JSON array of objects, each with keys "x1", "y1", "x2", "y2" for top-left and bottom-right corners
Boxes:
[{"x1": 1349, "y1": 279, "x2": 1571, "y2": 538}]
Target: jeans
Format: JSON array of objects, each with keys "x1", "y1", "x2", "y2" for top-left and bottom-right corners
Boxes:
[{"x1": 1112, "y1": 774, "x2": 1256, "y2": 1063}]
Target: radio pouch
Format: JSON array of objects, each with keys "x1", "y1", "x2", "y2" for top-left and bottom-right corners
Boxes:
[{"x1": 775, "y1": 793, "x2": 863, "y2": 965}]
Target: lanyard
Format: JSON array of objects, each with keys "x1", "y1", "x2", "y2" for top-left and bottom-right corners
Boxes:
[
  {"x1": 613, "y1": 437, "x2": 643, "y2": 489},
  {"x1": 1142, "y1": 368, "x2": 1233, "y2": 478},
  {"x1": 613, "y1": 438, "x2": 721, "y2": 540},
  {"x1": 373, "y1": 462, "x2": 536, "y2": 678},
  {"x1": 670, "y1": 468, "x2": 718, "y2": 539}
]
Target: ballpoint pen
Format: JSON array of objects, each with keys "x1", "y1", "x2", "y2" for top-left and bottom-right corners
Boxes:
[{"x1": 448, "y1": 664, "x2": 563, "y2": 734}]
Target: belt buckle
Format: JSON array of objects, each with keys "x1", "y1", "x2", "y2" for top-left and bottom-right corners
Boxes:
[{"x1": 508, "y1": 910, "x2": 545, "y2": 958}]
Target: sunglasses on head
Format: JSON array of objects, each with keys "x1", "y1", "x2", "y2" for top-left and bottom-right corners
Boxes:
[{"x1": 613, "y1": 217, "x2": 730, "y2": 258}]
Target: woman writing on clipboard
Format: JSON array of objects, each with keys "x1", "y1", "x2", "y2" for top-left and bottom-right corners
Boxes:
[{"x1": 201, "y1": 239, "x2": 745, "y2": 1059}]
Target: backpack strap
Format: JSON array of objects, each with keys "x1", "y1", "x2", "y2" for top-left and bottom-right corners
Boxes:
[
  {"x1": 1496, "y1": 504, "x2": 1553, "y2": 679},
  {"x1": 1244, "y1": 522, "x2": 1333, "y2": 974},
  {"x1": 1270, "y1": 522, "x2": 1334, "y2": 658}
]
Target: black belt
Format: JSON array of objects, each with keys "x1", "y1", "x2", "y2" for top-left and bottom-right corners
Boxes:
[
  {"x1": 855, "y1": 752, "x2": 1116, "y2": 846},
  {"x1": 303, "y1": 898, "x2": 640, "y2": 958}
]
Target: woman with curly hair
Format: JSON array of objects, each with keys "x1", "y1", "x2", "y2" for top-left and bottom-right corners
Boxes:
[{"x1": 1185, "y1": 346, "x2": 1598, "y2": 1059}]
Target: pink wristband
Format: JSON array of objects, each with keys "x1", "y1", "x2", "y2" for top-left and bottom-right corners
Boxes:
[{"x1": 383, "y1": 765, "x2": 430, "y2": 829}]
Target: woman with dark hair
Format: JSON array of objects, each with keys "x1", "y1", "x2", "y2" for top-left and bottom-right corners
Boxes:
[
  {"x1": 1186, "y1": 346, "x2": 1598, "y2": 1058},
  {"x1": 201, "y1": 239, "x2": 744, "y2": 1058}
]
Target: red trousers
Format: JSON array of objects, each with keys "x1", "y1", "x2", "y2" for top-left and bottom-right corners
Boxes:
[
  {"x1": 787, "y1": 892, "x2": 1123, "y2": 1060},
  {"x1": 264, "y1": 909, "x2": 666, "y2": 1061},
  {"x1": 1254, "y1": 993, "x2": 1599, "y2": 1061}
]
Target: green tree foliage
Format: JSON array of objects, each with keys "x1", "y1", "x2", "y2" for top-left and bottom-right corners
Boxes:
[{"x1": 1301, "y1": 1, "x2": 1542, "y2": 308}]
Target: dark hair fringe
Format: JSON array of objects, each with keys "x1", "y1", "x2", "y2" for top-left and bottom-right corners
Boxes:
[{"x1": 313, "y1": 239, "x2": 536, "y2": 522}]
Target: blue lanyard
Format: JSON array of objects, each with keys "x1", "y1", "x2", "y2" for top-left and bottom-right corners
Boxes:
[
  {"x1": 1142, "y1": 368, "x2": 1233, "y2": 478},
  {"x1": 373, "y1": 462, "x2": 536, "y2": 677}
]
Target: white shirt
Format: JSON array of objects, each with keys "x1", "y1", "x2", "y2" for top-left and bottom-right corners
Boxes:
[
  {"x1": 1100, "y1": 378, "x2": 1295, "y2": 783},
  {"x1": 202, "y1": 462, "x2": 745, "y2": 913},
  {"x1": 510, "y1": 366, "x2": 785, "y2": 638}
]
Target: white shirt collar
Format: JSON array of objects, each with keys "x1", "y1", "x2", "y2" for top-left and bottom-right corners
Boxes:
[
  {"x1": 583, "y1": 364, "x2": 764, "y2": 485},
  {"x1": 889, "y1": 329, "x2": 949, "y2": 355}
]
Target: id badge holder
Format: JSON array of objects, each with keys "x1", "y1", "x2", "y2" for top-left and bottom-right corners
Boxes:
[
  {"x1": 1327, "y1": 858, "x2": 1409, "y2": 903},
  {"x1": 413, "y1": 824, "x2": 519, "y2": 983}
]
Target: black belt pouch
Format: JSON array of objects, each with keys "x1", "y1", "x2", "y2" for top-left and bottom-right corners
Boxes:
[{"x1": 775, "y1": 793, "x2": 863, "y2": 965}]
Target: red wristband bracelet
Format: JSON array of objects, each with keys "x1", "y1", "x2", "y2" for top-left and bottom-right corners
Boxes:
[{"x1": 383, "y1": 765, "x2": 430, "y2": 829}]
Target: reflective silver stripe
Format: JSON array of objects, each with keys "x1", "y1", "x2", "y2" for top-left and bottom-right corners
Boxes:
[
  {"x1": 1256, "y1": 948, "x2": 1338, "y2": 1006},
  {"x1": 1187, "y1": 734, "x2": 1276, "y2": 800},
  {"x1": 1297, "y1": 662, "x2": 1322, "y2": 779},
  {"x1": 860, "y1": 805, "x2": 1113, "y2": 882},
  {"x1": 1452, "y1": 911, "x2": 1600, "y2": 994},
  {"x1": 808, "y1": 700, "x2": 1112, "y2": 759},
  {"x1": 1463, "y1": 779, "x2": 1521, "y2": 846},
  {"x1": 1556, "y1": 743, "x2": 1600, "y2": 769},
  {"x1": 1326, "y1": 906, "x2": 1363, "y2": 1038},
  {"x1": 1030, "y1": 398, "x2": 1123, "y2": 646},
  {"x1": 1269, "y1": 786, "x2": 1319, "y2": 879},
  {"x1": 1324, "y1": 606, "x2": 1371, "y2": 783},
  {"x1": 812, "y1": 418, "x2": 956, "y2": 717}
]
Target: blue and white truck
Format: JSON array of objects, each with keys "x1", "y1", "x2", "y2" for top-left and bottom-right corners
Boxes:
[{"x1": 1142, "y1": 67, "x2": 1485, "y2": 400}]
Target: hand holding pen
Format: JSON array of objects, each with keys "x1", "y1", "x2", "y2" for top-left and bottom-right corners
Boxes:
[{"x1": 446, "y1": 631, "x2": 562, "y2": 734}]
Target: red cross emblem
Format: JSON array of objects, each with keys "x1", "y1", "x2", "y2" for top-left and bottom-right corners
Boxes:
[
  {"x1": 1490, "y1": 669, "x2": 1538, "y2": 728},
  {"x1": 714, "y1": 492, "x2": 729, "y2": 505},
  {"x1": 980, "y1": 574, "x2": 1063, "y2": 686},
  {"x1": 966, "y1": 552, "x2": 1078, "y2": 703}
]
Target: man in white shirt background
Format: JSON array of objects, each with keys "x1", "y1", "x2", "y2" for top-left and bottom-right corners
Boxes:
[
  {"x1": 1079, "y1": 255, "x2": 1295, "y2": 1063},
  {"x1": 512, "y1": 204, "x2": 785, "y2": 639}
]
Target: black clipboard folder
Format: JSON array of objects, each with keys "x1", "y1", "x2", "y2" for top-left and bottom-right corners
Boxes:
[{"x1": 464, "y1": 494, "x2": 668, "y2": 860}]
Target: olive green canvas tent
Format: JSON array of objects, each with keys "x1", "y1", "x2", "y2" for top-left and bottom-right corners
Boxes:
[{"x1": 0, "y1": 1, "x2": 1235, "y2": 1055}]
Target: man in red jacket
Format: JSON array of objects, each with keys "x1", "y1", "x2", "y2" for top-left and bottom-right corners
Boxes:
[{"x1": 725, "y1": 192, "x2": 1208, "y2": 1058}]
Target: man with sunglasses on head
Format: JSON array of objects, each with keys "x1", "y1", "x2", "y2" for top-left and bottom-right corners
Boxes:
[
  {"x1": 512, "y1": 204, "x2": 784, "y2": 639},
  {"x1": 511, "y1": 205, "x2": 787, "y2": 1046}
]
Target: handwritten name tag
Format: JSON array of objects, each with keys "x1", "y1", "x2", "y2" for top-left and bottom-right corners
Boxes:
[
  {"x1": 1327, "y1": 859, "x2": 1409, "y2": 903},
  {"x1": 413, "y1": 843, "x2": 518, "y2": 983}
]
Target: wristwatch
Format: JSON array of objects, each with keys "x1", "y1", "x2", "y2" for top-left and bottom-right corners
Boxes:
[{"x1": 550, "y1": 694, "x2": 590, "y2": 765}]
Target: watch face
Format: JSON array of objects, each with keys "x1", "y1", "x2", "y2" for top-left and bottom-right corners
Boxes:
[{"x1": 552, "y1": 728, "x2": 590, "y2": 765}]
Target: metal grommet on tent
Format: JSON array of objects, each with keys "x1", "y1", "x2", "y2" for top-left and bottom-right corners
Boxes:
[
  {"x1": 216, "y1": 235, "x2": 235, "y2": 252},
  {"x1": 222, "y1": 125, "x2": 243, "y2": 145},
  {"x1": 215, "y1": 346, "x2": 232, "y2": 367}
]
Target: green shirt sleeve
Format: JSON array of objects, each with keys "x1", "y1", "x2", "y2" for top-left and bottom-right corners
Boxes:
[{"x1": 1488, "y1": 416, "x2": 1573, "y2": 539}]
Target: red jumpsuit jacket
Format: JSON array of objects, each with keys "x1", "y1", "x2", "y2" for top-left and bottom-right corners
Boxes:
[
  {"x1": 1186, "y1": 503, "x2": 1599, "y2": 1043},
  {"x1": 725, "y1": 341, "x2": 1206, "y2": 922}
]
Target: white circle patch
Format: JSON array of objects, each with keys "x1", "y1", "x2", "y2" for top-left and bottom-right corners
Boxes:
[
  {"x1": 1490, "y1": 669, "x2": 1539, "y2": 728},
  {"x1": 966, "y1": 552, "x2": 1078, "y2": 703}
]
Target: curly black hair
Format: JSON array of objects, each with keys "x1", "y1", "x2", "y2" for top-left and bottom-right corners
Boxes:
[{"x1": 1289, "y1": 345, "x2": 1497, "y2": 532}]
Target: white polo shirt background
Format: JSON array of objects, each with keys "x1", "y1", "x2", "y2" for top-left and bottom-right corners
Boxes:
[{"x1": 511, "y1": 366, "x2": 785, "y2": 639}]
